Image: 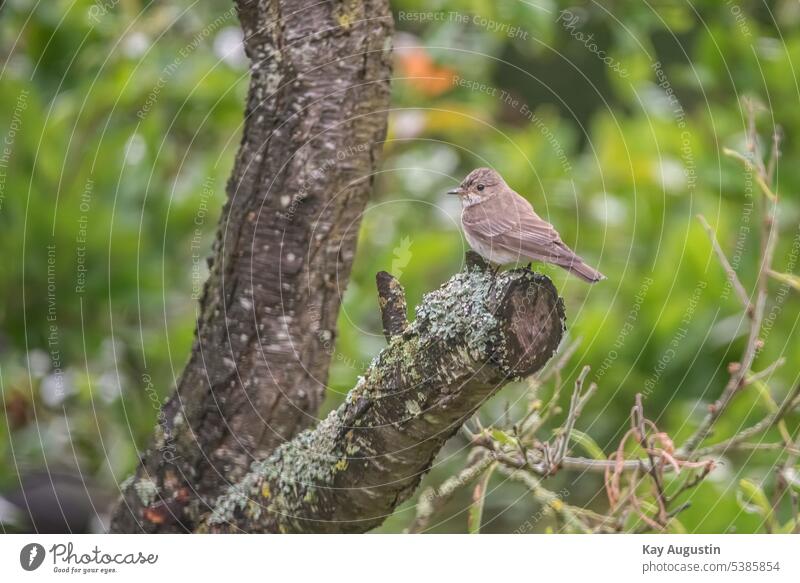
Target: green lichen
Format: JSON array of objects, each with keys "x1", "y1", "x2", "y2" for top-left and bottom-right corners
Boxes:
[
  {"x1": 246, "y1": 499, "x2": 263, "y2": 520},
  {"x1": 405, "y1": 399, "x2": 422, "y2": 416},
  {"x1": 413, "y1": 268, "x2": 508, "y2": 357},
  {"x1": 134, "y1": 478, "x2": 159, "y2": 507},
  {"x1": 119, "y1": 475, "x2": 135, "y2": 492},
  {"x1": 334, "y1": 0, "x2": 361, "y2": 30},
  {"x1": 337, "y1": 12, "x2": 354, "y2": 29},
  {"x1": 208, "y1": 408, "x2": 348, "y2": 529}
]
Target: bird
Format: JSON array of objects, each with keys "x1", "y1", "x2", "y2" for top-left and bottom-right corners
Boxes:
[{"x1": 448, "y1": 167, "x2": 605, "y2": 283}]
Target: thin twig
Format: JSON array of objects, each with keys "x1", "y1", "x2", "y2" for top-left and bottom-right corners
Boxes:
[
  {"x1": 666, "y1": 463, "x2": 715, "y2": 505},
  {"x1": 407, "y1": 454, "x2": 494, "y2": 533},
  {"x1": 730, "y1": 442, "x2": 800, "y2": 456},
  {"x1": 694, "y1": 383, "x2": 800, "y2": 456},
  {"x1": 766, "y1": 126, "x2": 782, "y2": 185},
  {"x1": 557, "y1": 456, "x2": 695, "y2": 474},
  {"x1": 634, "y1": 502, "x2": 693, "y2": 534},
  {"x1": 746, "y1": 357, "x2": 786, "y2": 385},
  {"x1": 554, "y1": 366, "x2": 595, "y2": 468},
  {"x1": 697, "y1": 214, "x2": 752, "y2": 313},
  {"x1": 633, "y1": 394, "x2": 668, "y2": 524},
  {"x1": 681, "y1": 110, "x2": 781, "y2": 456},
  {"x1": 519, "y1": 338, "x2": 583, "y2": 435},
  {"x1": 497, "y1": 465, "x2": 592, "y2": 534}
]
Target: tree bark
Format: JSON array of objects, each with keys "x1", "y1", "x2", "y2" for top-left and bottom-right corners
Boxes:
[{"x1": 110, "y1": 0, "x2": 393, "y2": 533}]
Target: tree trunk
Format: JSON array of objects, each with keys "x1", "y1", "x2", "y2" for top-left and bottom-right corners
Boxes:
[{"x1": 110, "y1": 0, "x2": 394, "y2": 533}]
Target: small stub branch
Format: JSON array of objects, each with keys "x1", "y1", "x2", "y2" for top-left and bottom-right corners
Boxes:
[
  {"x1": 376, "y1": 271, "x2": 408, "y2": 341},
  {"x1": 202, "y1": 259, "x2": 565, "y2": 532}
]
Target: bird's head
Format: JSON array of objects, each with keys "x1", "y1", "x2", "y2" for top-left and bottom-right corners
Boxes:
[{"x1": 447, "y1": 167, "x2": 505, "y2": 205}]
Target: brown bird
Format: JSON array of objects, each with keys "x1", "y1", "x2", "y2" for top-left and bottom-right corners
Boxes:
[{"x1": 448, "y1": 168, "x2": 605, "y2": 283}]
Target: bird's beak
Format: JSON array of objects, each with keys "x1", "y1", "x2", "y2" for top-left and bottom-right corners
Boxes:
[{"x1": 447, "y1": 186, "x2": 463, "y2": 195}]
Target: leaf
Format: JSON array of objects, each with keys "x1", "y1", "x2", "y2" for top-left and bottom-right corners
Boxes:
[
  {"x1": 638, "y1": 499, "x2": 658, "y2": 515},
  {"x1": 468, "y1": 464, "x2": 496, "y2": 534},
  {"x1": 736, "y1": 479, "x2": 776, "y2": 531},
  {"x1": 752, "y1": 380, "x2": 793, "y2": 444},
  {"x1": 490, "y1": 428, "x2": 519, "y2": 449},
  {"x1": 667, "y1": 517, "x2": 687, "y2": 534},
  {"x1": 569, "y1": 429, "x2": 606, "y2": 460},
  {"x1": 752, "y1": 380, "x2": 779, "y2": 413},
  {"x1": 768, "y1": 270, "x2": 800, "y2": 292}
]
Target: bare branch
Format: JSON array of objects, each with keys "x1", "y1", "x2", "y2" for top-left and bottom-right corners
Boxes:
[
  {"x1": 496, "y1": 465, "x2": 592, "y2": 533},
  {"x1": 407, "y1": 454, "x2": 494, "y2": 534},
  {"x1": 682, "y1": 106, "x2": 782, "y2": 457},
  {"x1": 746, "y1": 358, "x2": 786, "y2": 385},
  {"x1": 553, "y1": 366, "x2": 595, "y2": 469},
  {"x1": 376, "y1": 271, "x2": 408, "y2": 341},
  {"x1": 632, "y1": 394, "x2": 668, "y2": 524},
  {"x1": 697, "y1": 213, "x2": 751, "y2": 314}
]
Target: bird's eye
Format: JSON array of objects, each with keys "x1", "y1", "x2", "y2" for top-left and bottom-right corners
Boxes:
[{"x1": 477, "y1": 184, "x2": 485, "y2": 191}]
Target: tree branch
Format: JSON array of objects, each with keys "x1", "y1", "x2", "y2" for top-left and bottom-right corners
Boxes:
[
  {"x1": 697, "y1": 213, "x2": 751, "y2": 314},
  {"x1": 407, "y1": 453, "x2": 494, "y2": 534},
  {"x1": 681, "y1": 107, "x2": 781, "y2": 457},
  {"x1": 376, "y1": 271, "x2": 408, "y2": 341},
  {"x1": 201, "y1": 262, "x2": 565, "y2": 532}
]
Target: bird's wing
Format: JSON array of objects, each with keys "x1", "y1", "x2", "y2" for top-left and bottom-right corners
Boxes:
[{"x1": 463, "y1": 190, "x2": 572, "y2": 260}]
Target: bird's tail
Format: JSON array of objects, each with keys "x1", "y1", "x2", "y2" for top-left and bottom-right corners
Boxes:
[{"x1": 561, "y1": 257, "x2": 605, "y2": 283}]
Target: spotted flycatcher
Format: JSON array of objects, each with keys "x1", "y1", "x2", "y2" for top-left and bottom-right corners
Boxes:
[{"x1": 448, "y1": 168, "x2": 605, "y2": 283}]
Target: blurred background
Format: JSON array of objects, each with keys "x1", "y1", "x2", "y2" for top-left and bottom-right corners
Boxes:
[{"x1": 1, "y1": 0, "x2": 799, "y2": 533}]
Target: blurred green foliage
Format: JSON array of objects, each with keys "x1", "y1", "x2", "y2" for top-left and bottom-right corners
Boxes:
[{"x1": 1, "y1": 0, "x2": 799, "y2": 533}]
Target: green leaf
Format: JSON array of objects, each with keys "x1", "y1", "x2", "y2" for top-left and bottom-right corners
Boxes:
[
  {"x1": 490, "y1": 429, "x2": 519, "y2": 449},
  {"x1": 468, "y1": 464, "x2": 496, "y2": 534},
  {"x1": 569, "y1": 429, "x2": 606, "y2": 460},
  {"x1": 751, "y1": 380, "x2": 793, "y2": 443},
  {"x1": 667, "y1": 517, "x2": 687, "y2": 534},
  {"x1": 638, "y1": 499, "x2": 658, "y2": 515},
  {"x1": 736, "y1": 479, "x2": 776, "y2": 531}
]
